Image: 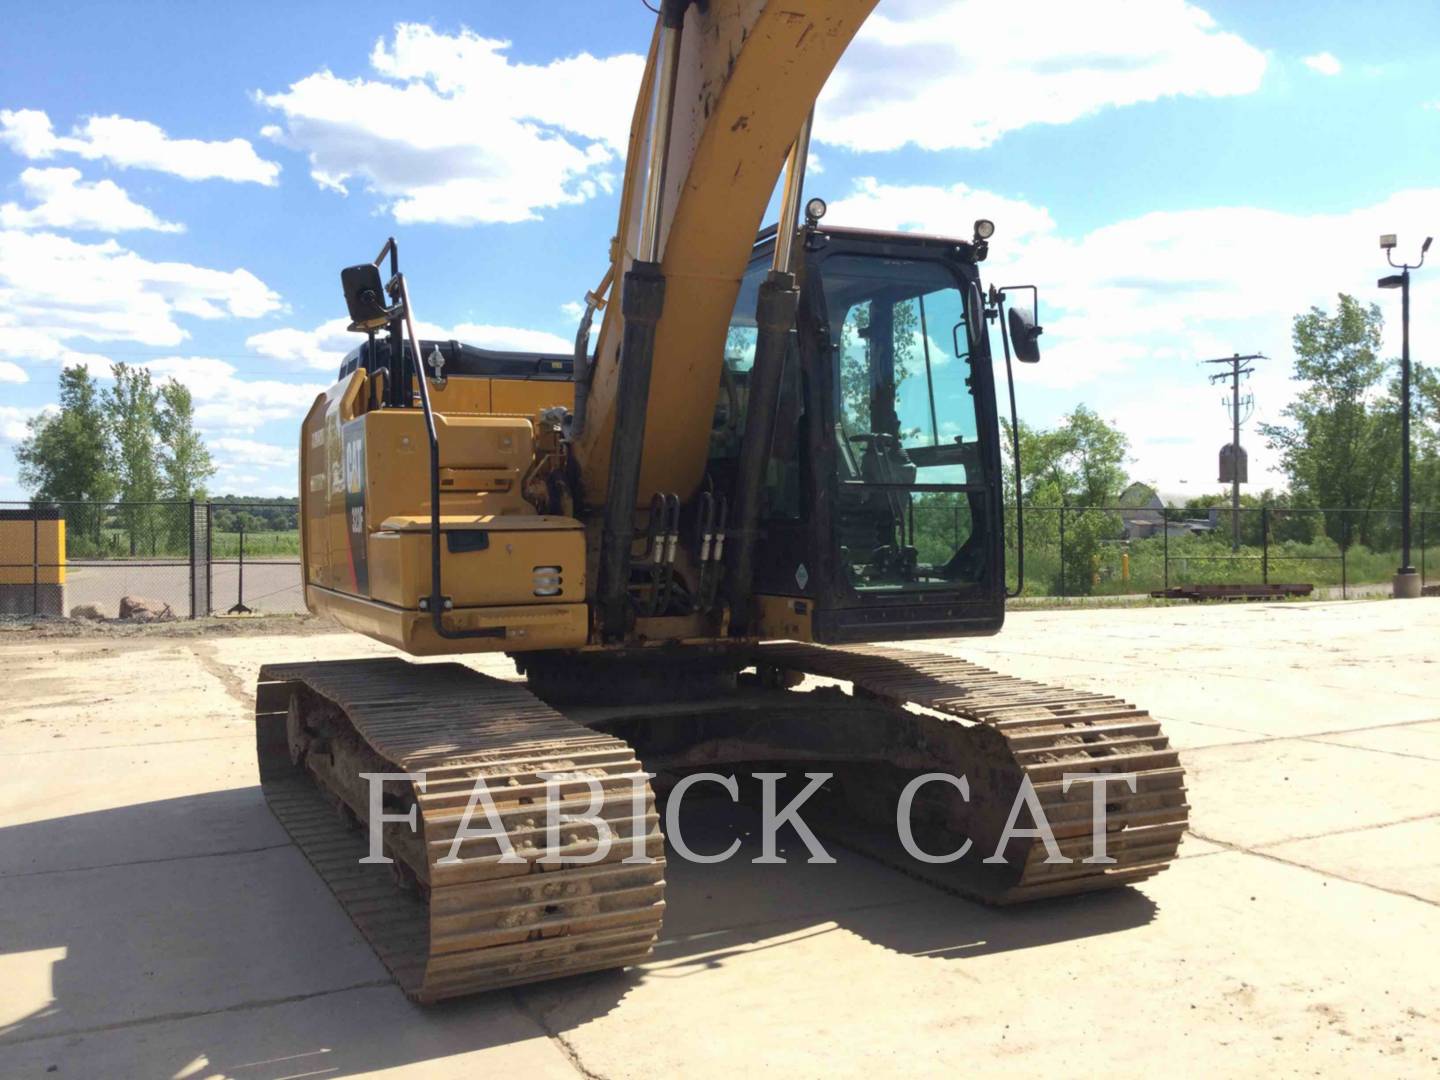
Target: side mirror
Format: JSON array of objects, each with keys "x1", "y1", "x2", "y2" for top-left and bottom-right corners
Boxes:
[
  {"x1": 1007, "y1": 303, "x2": 1043, "y2": 364},
  {"x1": 341, "y1": 263, "x2": 393, "y2": 331}
]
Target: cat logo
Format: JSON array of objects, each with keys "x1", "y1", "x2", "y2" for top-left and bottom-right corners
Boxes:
[
  {"x1": 341, "y1": 419, "x2": 369, "y2": 592},
  {"x1": 345, "y1": 435, "x2": 365, "y2": 495}
]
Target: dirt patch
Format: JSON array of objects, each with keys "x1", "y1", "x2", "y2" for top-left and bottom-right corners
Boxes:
[{"x1": 0, "y1": 613, "x2": 340, "y2": 641}]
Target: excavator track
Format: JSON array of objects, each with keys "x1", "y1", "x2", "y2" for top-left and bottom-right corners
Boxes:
[
  {"x1": 254, "y1": 658, "x2": 666, "y2": 1003},
  {"x1": 254, "y1": 645, "x2": 1185, "y2": 1001},
  {"x1": 755, "y1": 643, "x2": 1189, "y2": 902}
]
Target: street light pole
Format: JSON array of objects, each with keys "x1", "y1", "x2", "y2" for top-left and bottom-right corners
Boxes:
[
  {"x1": 1379, "y1": 232, "x2": 1431, "y2": 599},
  {"x1": 1401, "y1": 266, "x2": 1411, "y2": 573}
]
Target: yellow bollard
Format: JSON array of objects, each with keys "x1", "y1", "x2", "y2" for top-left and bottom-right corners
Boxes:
[{"x1": 1122, "y1": 550, "x2": 1130, "y2": 584}]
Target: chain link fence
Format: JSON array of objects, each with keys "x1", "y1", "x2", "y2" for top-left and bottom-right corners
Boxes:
[
  {"x1": 3, "y1": 498, "x2": 1434, "y2": 617},
  {"x1": 976, "y1": 503, "x2": 1435, "y2": 599},
  {"x1": 0, "y1": 500, "x2": 302, "y2": 619}
]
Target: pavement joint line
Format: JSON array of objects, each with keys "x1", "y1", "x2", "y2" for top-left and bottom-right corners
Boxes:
[
  {"x1": 0, "y1": 978, "x2": 395, "y2": 1049},
  {"x1": 1190, "y1": 821, "x2": 1440, "y2": 909},
  {"x1": 3, "y1": 731, "x2": 252, "y2": 756},
  {"x1": 0, "y1": 841, "x2": 293, "y2": 881},
  {"x1": 1246, "y1": 810, "x2": 1440, "y2": 850},
  {"x1": 1299, "y1": 736, "x2": 1440, "y2": 764},
  {"x1": 1175, "y1": 847, "x2": 1229, "y2": 861},
  {"x1": 968, "y1": 645, "x2": 1440, "y2": 702},
  {"x1": 510, "y1": 987, "x2": 609, "y2": 1080},
  {"x1": 1150, "y1": 713, "x2": 1268, "y2": 738},
  {"x1": 1175, "y1": 715, "x2": 1440, "y2": 756}
]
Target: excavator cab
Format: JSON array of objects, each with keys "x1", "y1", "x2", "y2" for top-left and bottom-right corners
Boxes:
[{"x1": 721, "y1": 223, "x2": 1011, "y2": 643}]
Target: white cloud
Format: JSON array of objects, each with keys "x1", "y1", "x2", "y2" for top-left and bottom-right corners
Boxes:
[
  {"x1": 560, "y1": 300, "x2": 585, "y2": 319},
  {"x1": 0, "y1": 230, "x2": 281, "y2": 375},
  {"x1": 823, "y1": 177, "x2": 1440, "y2": 491},
  {"x1": 247, "y1": 317, "x2": 355, "y2": 372},
  {"x1": 209, "y1": 436, "x2": 295, "y2": 469},
  {"x1": 0, "y1": 361, "x2": 26, "y2": 383},
  {"x1": 247, "y1": 316, "x2": 573, "y2": 373},
  {"x1": 1302, "y1": 52, "x2": 1342, "y2": 76},
  {"x1": 817, "y1": 0, "x2": 1266, "y2": 152},
  {"x1": 257, "y1": 23, "x2": 642, "y2": 224},
  {"x1": 0, "y1": 109, "x2": 280, "y2": 185},
  {"x1": 0, "y1": 166, "x2": 183, "y2": 233},
  {"x1": 0, "y1": 404, "x2": 50, "y2": 442},
  {"x1": 828, "y1": 176, "x2": 1058, "y2": 244},
  {"x1": 450, "y1": 322, "x2": 572, "y2": 353},
  {"x1": 142, "y1": 356, "x2": 324, "y2": 433}
]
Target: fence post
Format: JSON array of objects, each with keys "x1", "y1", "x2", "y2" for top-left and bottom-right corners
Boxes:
[
  {"x1": 1163, "y1": 509, "x2": 1169, "y2": 591},
  {"x1": 1341, "y1": 515, "x2": 1348, "y2": 600},
  {"x1": 188, "y1": 497, "x2": 197, "y2": 619},
  {"x1": 1058, "y1": 506, "x2": 1067, "y2": 597},
  {"x1": 1422, "y1": 510, "x2": 1428, "y2": 588},
  {"x1": 32, "y1": 510, "x2": 39, "y2": 617},
  {"x1": 205, "y1": 503, "x2": 213, "y2": 617},
  {"x1": 1261, "y1": 505, "x2": 1269, "y2": 585},
  {"x1": 228, "y1": 518, "x2": 253, "y2": 615}
]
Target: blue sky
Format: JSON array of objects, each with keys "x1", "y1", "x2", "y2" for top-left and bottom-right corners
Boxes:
[{"x1": 2, "y1": 0, "x2": 1437, "y2": 500}]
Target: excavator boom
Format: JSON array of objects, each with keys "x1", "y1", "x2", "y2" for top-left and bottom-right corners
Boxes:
[{"x1": 575, "y1": 0, "x2": 879, "y2": 507}]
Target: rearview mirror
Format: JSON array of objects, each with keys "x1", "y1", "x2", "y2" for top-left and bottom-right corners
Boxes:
[
  {"x1": 1007, "y1": 303, "x2": 1042, "y2": 363},
  {"x1": 341, "y1": 263, "x2": 392, "y2": 331}
]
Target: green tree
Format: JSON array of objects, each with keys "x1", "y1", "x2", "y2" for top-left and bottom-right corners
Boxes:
[
  {"x1": 1413, "y1": 362, "x2": 1440, "y2": 529},
  {"x1": 1001, "y1": 405, "x2": 1131, "y2": 594},
  {"x1": 1013, "y1": 404, "x2": 1130, "y2": 507},
  {"x1": 156, "y1": 379, "x2": 215, "y2": 549},
  {"x1": 15, "y1": 366, "x2": 113, "y2": 502},
  {"x1": 1259, "y1": 294, "x2": 1398, "y2": 547},
  {"x1": 14, "y1": 365, "x2": 116, "y2": 549},
  {"x1": 156, "y1": 380, "x2": 215, "y2": 500},
  {"x1": 106, "y1": 362, "x2": 161, "y2": 555},
  {"x1": 1179, "y1": 489, "x2": 1321, "y2": 546}
]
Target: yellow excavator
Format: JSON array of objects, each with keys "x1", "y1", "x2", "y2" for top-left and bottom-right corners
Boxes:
[{"x1": 255, "y1": 0, "x2": 1188, "y2": 1002}]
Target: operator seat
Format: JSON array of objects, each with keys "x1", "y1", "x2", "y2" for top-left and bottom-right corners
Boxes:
[{"x1": 834, "y1": 430, "x2": 919, "y2": 580}]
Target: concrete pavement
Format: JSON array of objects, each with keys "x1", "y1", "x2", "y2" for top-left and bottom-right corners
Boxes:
[{"x1": 1, "y1": 600, "x2": 1437, "y2": 1077}]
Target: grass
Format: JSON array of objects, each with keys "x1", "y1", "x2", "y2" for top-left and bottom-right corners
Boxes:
[
  {"x1": 210, "y1": 531, "x2": 301, "y2": 558},
  {"x1": 1009, "y1": 534, "x2": 1433, "y2": 598},
  {"x1": 60, "y1": 530, "x2": 302, "y2": 560}
]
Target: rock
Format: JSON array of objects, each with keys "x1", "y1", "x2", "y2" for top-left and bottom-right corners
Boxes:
[
  {"x1": 118, "y1": 595, "x2": 176, "y2": 622},
  {"x1": 69, "y1": 603, "x2": 106, "y2": 620}
]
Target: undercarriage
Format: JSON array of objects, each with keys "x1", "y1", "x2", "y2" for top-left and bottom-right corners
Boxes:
[{"x1": 255, "y1": 646, "x2": 1187, "y2": 1002}]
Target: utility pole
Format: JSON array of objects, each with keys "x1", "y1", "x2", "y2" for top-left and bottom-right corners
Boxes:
[{"x1": 1202, "y1": 353, "x2": 1264, "y2": 552}]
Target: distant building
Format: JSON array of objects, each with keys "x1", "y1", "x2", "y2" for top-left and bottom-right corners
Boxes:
[{"x1": 1117, "y1": 482, "x2": 1217, "y2": 539}]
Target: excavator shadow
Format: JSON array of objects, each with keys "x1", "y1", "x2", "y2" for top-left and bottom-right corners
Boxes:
[
  {"x1": 0, "y1": 786, "x2": 1158, "y2": 1078},
  {"x1": 513, "y1": 790, "x2": 1161, "y2": 1026}
]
